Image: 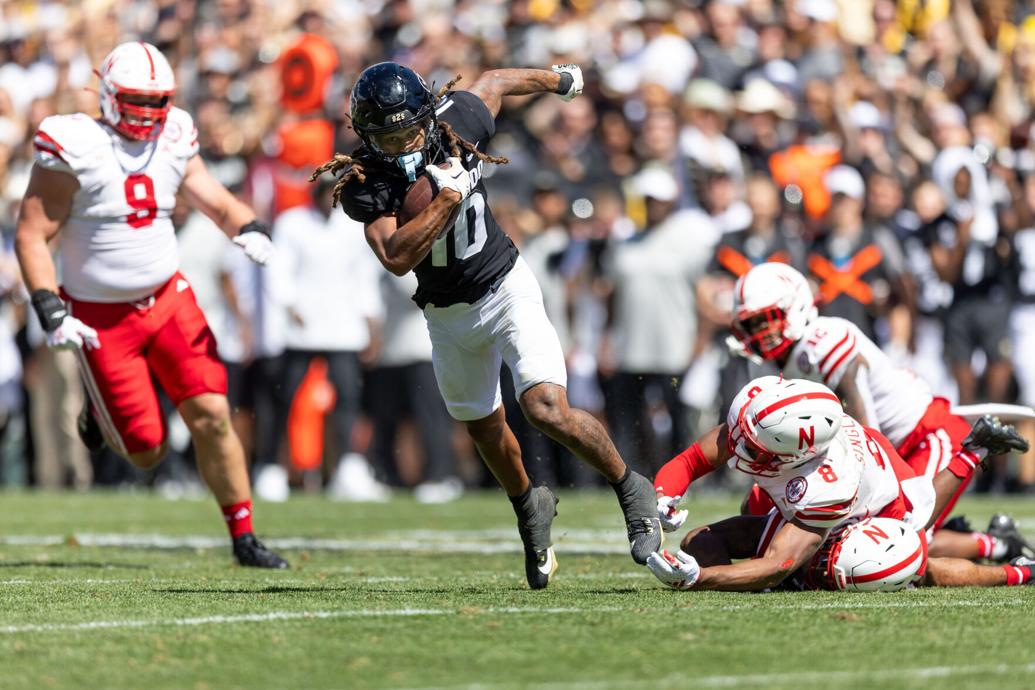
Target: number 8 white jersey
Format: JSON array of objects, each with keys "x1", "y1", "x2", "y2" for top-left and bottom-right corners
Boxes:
[
  {"x1": 33, "y1": 108, "x2": 199, "y2": 303},
  {"x1": 748, "y1": 416, "x2": 908, "y2": 532}
]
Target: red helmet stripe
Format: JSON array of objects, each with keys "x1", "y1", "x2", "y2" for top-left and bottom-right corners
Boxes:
[
  {"x1": 845, "y1": 542, "x2": 924, "y2": 584},
  {"x1": 753, "y1": 391, "x2": 841, "y2": 422},
  {"x1": 140, "y1": 41, "x2": 156, "y2": 80}
]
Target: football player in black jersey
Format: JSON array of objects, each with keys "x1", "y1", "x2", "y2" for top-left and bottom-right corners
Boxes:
[{"x1": 312, "y1": 62, "x2": 662, "y2": 589}]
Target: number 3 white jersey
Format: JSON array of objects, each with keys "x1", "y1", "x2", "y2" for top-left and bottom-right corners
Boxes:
[
  {"x1": 33, "y1": 108, "x2": 199, "y2": 302},
  {"x1": 749, "y1": 416, "x2": 910, "y2": 532},
  {"x1": 782, "y1": 316, "x2": 933, "y2": 447}
]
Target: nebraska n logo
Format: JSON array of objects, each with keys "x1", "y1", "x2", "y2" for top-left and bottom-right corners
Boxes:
[{"x1": 798, "y1": 425, "x2": 815, "y2": 450}]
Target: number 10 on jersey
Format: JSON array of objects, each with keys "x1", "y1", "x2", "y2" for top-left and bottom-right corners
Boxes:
[{"x1": 430, "y1": 193, "x2": 487, "y2": 267}]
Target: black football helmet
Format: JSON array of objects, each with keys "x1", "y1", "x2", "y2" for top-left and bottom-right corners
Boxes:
[{"x1": 350, "y1": 62, "x2": 440, "y2": 181}]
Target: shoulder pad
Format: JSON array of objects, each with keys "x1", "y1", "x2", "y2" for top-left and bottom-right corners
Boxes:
[{"x1": 161, "y1": 107, "x2": 199, "y2": 158}]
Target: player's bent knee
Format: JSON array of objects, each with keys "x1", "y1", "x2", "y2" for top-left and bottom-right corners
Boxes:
[
  {"x1": 127, "y1": 443, "x2": 168, "y2": 470},
  {"x1": 519, "y1": 384, "x2": 569, "y2": 433},
  {"x1": 464, "y1": 414, "x2": 506, "y2": 446},
  {"x1": 680, "y1": 525, "x2": 711, "y2": 551},
  {"x1": 181, "y1": 396, "x2": 233, "y2": 442}
]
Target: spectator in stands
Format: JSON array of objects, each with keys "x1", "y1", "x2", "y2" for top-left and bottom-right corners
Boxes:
[
  {"x1": 367, "y1": 271, "x2": 461, "y2": 504},
  {"x1": 808, "y1": 165, "x2": 909, "y2": 342},
  {"x1": 600, "y1": 167, "x2": 715, "y2": 474},
  {"x1": 928, "y1": 148, "x2": 1014, "y2": 405},
  {"x1": 271, "y1": 175, "x2": 384, "y2": 498}
]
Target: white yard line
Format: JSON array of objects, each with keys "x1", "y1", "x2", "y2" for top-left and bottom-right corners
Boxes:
[
  {"x1": 0, "y1": 606, "x2": 623, "y2": 634},
  {"x1": 399, "y1": 663, "x2": 1035, "y2": 690},
  {"x1": 0, "y1": 595, "x2": 1022, "y2": 635}
]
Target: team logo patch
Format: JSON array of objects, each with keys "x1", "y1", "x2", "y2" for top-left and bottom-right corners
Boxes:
[
  {"x1": 786, "y1": 476, "x2": 808, "y2": 503},
  {"x1": 164, "y1": 120, "x2": 182, "y2": 142},
  {"x1": 797, "y1": 351, "x2": 812, "y2": 373}
]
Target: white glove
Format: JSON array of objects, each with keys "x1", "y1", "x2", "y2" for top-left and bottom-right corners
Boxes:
[
  {"x1": 233, "y1": 230, "x2": 275, "y2": 266},
  {"x1": 426, "y1": 157, "x2": 473, "y2": 201},
  {"x1": 47, "y1": 315, "x2": 100, "y2": 351},
  {"x1": 657, "y1": 495, "x2": 688, "y2": 533},
  {"x1": 551, "y1": 64, "x2": 584, "y2": 102},
  {"x1": 647, "y1": 549, "x2": 701, "y2": 590}
]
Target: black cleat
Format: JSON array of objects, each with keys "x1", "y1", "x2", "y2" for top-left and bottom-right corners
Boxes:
[
  {"x1": 233, "y1": 532, "x2": 289, "y2": 569},
  {"x1": 988, "y1": 514, "x2": 1035, "y2": 561},
  {"x1": 941, "y1": 515, "x2": 973, "y2": 533},
  {"x1": 77, "y1": 402, "x2": 105, "y2": 453},
  {"x1": 612, "y1": 470, "x2": 663, "y2": 565},
  {"x1": 963, "y1": 416, "x2": 1030, "y2": 457},
  {"x1": 513, "y1": 486, "x2": 559, "y2": 590}
]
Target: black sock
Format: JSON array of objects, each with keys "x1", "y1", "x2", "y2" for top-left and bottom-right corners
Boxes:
[
  {"x1": 609, "y1": 466, "x2": 632, "y2": 489},
  {"x1": 509, "y1": 486, "x2": 533, "y2": 514}
]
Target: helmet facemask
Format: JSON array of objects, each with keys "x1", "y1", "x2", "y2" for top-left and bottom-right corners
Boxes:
[
  {"x1": 109, "y1": 90, "x2": 174, "y2": 140},
  {"x1": 733, "y1": 306, "x2": 794, "y2": 361},
  {"x1": 360, "y1": 113, "x2": 440, "y2": 183}
]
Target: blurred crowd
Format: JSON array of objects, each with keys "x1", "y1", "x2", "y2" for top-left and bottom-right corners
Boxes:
[{"x1": 2, "y1": 0, "x2": 1035, "y2": 499}]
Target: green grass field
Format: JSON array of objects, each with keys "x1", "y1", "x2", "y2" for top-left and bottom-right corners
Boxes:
[{"x1": 1, "y1": 490, "x2": 1034, "y2": 690}]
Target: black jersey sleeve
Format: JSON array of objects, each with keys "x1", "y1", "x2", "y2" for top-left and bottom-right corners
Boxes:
[
  {"x1": 440, "y1": 90, "x2": 496, "y2": 143},
  {"x1": 339, "y1": 173, "x2": 400, "y2": 225}
]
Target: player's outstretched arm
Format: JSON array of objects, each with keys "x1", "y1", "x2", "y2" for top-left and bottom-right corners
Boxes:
[
  {"x1": 649, "y1": 519, "x2": 826, "y2": 592},
  {"x1": 468, "y1": 65, "x2": 583, "y2": 118},
  {"x1": 654, "y1": 424, "x2": 731, "y2": 530},
  {"x1": 15, "y1": 164, "x2": 77, "y2": 293},
  {"x1": 180, "y1": 155, "x2": 273, "y2": 265}
]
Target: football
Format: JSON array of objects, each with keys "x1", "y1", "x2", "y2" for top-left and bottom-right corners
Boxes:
[{"x1": 397, "y1": 162, "x2": 453, "y2": 226}]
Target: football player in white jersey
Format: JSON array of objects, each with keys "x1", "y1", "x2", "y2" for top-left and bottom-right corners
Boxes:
[
  {"x1": 646, "y1": 378, "x2": 1035, "y2": 591},
  {"x1": 15, "y1": 42, "x2": 286, "y2": 568},
  {"x1": 720, "y1": 262, "x2": 1030, "y2": 561}
]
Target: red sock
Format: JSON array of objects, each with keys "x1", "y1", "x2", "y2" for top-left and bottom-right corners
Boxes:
[
  {"x1": 1003, "y1": 564, "x2": 1031, "y2": 586},
  {"x1": 221, "y1": 500, "x2": 253, "y2": 539},
  {"x1": 973, "y1": 533, "x2": 994, "y2": 559}
]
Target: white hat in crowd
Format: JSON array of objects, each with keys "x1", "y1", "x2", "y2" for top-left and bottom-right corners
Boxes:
[
  {"x1": 737, "y1": 78, "x2": 795, "y2": 118},
  {"x1": 824, "y1": 165, "x2": 865, "y2": 200},
  {"x1": 684, "y1": 79, "x2": 733, "y2": 114},
  {"x1": 796, "y1": 0, "x2": 838, "y2": 23},
  {"x1": 849, "y1": 101, "x2": 884, "y2": 131},
  {"x1": 633, "y1": 166, "x2": 679, "y2": 202}
]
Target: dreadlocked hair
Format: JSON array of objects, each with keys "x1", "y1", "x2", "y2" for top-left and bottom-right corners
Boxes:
[
  {"x1": 436, "y1": 120, "x2": 509, "y2": 166},
  {"x1": 311, "y1": 73, "x2": 509, "y2": 207},
  {"x1": 433, "y1": 74, "x2": 509, "y2": 166},
  {"x1": 309, "y1": 153, "x2": 365, "y2": 208}
]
